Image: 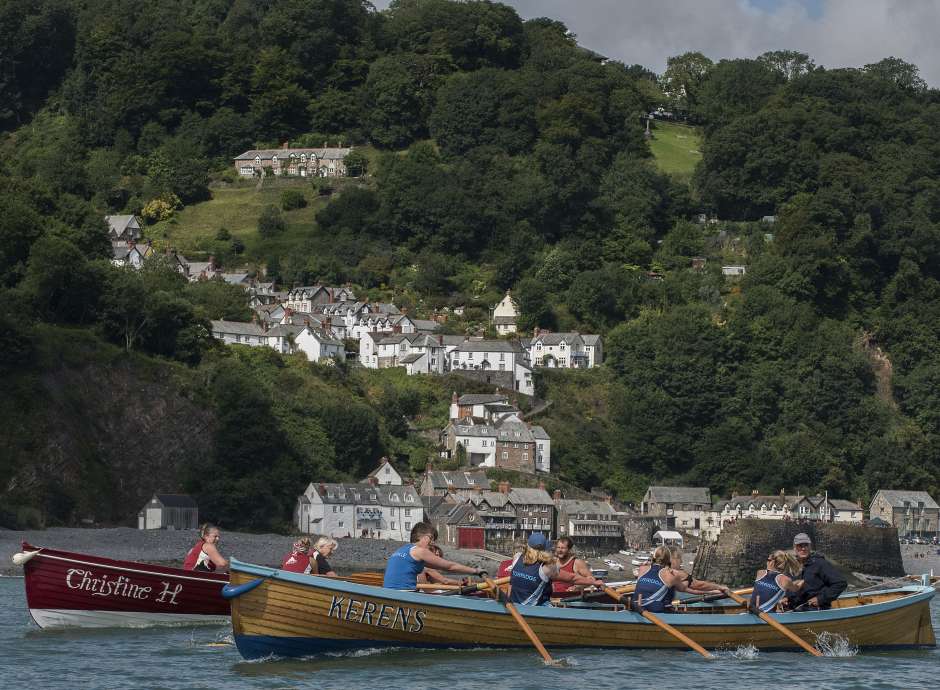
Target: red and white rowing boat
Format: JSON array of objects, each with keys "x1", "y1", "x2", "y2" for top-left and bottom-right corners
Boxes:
[{"x1": 14, "y1": 542, "x2": 229, "y2": 628}]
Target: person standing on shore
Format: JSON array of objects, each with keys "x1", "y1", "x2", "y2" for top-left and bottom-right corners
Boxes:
[
  {"x1": 787, "y1": 533, "x2": 846, "y2": 610},
  {"x1": 183, "y1": 524, "x2": 228, "y2": 572}
]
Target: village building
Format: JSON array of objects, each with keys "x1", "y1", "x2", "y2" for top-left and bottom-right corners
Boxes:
[
  {"x1": 869, "y1": 490, "x2": 940, "y2": 537},
  {"x1": 295, "y1": 481, "x2": 424, "y2": 540},
  {"x1": 448, "y1": 392, "x2": 511, "y2": 421},
  {"x1": 490, "y1": 290, "x2": 519, "y2": 335},
  {"x1": 448, "y1": 340, "x2": 534, "y2": 395},
  {"x1": 367, "y1": 458, "x2": 403, "y2": 486},
  {"x1": 582, "y1": 334, "x2": 604, "y2": 367},
  {"x1": 641, "y1": 486, "x2": 712, "y2": 535},
  {"x1": 179, "y1": 255, "x2": 219, "y2": 282},
  {"x1": 233, "y1": 144, "x2": 352, "y2": 178},
  {"x1": 526, "y1": 330, "x2": 592, "y2": 368},
  {"x1": 440, "y1": 417, "x2": 549, "y2": 474},
  {"x1": 554, "y1": 495, "x2": 623, "y2": 555},
  {"x1": 429, "y1": 499, "x2": 486, "y2": 549},
  {"x1": 421, "y1": 469, "x2": 490, "y2": 500},
  {"x1": 111, "y1": 240, "x2": 153, "y2": 269},
  {"x1": 105, "y1": 215, "x2": 143, "y2": 242},
  {"x1": 210, "y1": 319, "x2": 266, "y2": 346},
  {"x1": 210, "y1": 319, "x2": 343, "y2": 362},
  {"x1": 137, "y1": 494, "x2": 198, "y2": 530},
  {"x1": 722, "y1": 265, "x2": 747, "y2": 277},
  {"x1": 284, "y1": 285, "x2": 357, "y2": 313}
]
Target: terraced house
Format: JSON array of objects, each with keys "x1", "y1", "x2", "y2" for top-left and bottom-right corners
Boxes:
[
  {"x1": 295, "y1": 481, "x2": 423, "y2": 540},
  {"x1": 233, "y1": 144, "x2": 351, "y2": 177},
  {"x1": 869, "y1": 490, "x2": 939, "y2": 538}
]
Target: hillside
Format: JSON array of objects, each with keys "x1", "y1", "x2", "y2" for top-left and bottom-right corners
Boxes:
[{"x1": 2, "y1": 0, "x2": 940, "y2": 527}]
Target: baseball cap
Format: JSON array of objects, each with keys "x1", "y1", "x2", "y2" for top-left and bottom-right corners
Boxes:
[
  {"x1": 527, "y1": 532, "x2": 550, "y2": 549},
  {"x1": 793, "y1": 533, "x2": 812, "y2": 546}
]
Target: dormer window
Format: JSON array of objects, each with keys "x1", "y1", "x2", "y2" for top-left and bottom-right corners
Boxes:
[
  {"x1": 405, "y1": 494, "x2": 414, "y2": 502},
  {"x1": 390, "y1": 493, "x2": 400, "y2": 502}
]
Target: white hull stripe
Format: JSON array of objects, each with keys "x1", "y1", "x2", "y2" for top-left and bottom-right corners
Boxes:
[
  {"x1": 32, "y1": 552, "x2": 223, "y2": 583},
  {"x1": 29, "y1": 608, "x2": 229, "y2": 629}
]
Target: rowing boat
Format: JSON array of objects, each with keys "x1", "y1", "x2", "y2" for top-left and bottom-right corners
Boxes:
[
  {"x1": 226, "y1": 558, "x2": 936, "y2": 659},
  {"x1": 14, "y1": 542, "x2": 229, "y2": 628}
]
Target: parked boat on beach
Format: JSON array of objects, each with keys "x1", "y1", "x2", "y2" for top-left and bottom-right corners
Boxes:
[
  {"x1": 225, "y1": 558, "x2": 937, "y2": 659},
  {"x1": 14, "y1": 542, "x2": 229, "y2": 628}
]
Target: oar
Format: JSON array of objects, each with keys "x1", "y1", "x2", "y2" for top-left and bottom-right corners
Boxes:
[
  {"x1": 484, "y1": 576, "x2": 557, "y2": 665},
  {"x1": 602, "y1": 587, "x2": 713, "y2": 659},
  {"x1": 440, "y1": 576, "x2": 510, "y2": 596},
  {"x1": 676, "y1": 587, "x2": 754, "y2": 606},
  {"x1": 416, "y1": 583, "x2": 462, "y2": 591},
  {"x1": 724, "y1": 591, "x2": 822, "y2": 656}
]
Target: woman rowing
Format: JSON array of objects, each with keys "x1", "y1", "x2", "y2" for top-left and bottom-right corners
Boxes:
[
  {"x1": 183, "y1": 523, "x2": 228, "y2": 572},
  {"x1": 508, "y1": 533, "x2": 603, "y2": 606},
  {"x1": 632, "y1": 546, "x2": 728, "y2": 613},
  {"x1": 752, "y1": 550, "x2": 803, "y2": 613}
]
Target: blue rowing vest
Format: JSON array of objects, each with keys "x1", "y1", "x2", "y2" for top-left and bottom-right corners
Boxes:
[
  {"x1": 383, "y1": 544, "x2": 425, "y2": 590},
  {"x1": 509, "y1": 557, "x2": 551, "y2": 606},
  {"x1": 753, "y1": 570, "x2": 787, "y2": 613},
  {"x1": 631, "y1": 564, "x2": 675, "y2": 613}
]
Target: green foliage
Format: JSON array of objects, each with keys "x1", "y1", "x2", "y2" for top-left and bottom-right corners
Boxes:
[
  {"x1": 257, "y1": 204, "x2": 287, "y2": 238},
  {"x1": 280, "y1": 189, "x2": 308, "y2": 211}
]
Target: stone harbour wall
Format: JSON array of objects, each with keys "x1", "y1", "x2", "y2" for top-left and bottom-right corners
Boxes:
[{"x1": 692, "y1": 520, "x2": 904, "y2": 586}]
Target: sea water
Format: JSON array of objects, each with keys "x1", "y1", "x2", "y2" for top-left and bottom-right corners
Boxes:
[{"x1": 1, "y1": 578, "x2": 938, "y2": 690}]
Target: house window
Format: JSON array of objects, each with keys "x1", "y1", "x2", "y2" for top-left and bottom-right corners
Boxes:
[
  {"x1": 332, "y1": 506, "x2": 337, "y2": 513},
  {"x1": 338, "y1": 521, "x2": 344, "y2": 527},
  {"x1": 391, "y1": 521, "x2": 396, "y2": 530},
  {"x1": 405, "y1": 494, "x2": 414, "y2": 503},
  {"x1": 523, "y1": 453, "x2": 528, "y2": 461},
  {"x1": 405, "y1": 522, "x2": 411, "y2": 530},
  {"x1": 502, "y1": 452, "x2": 508, "y2": 460}
]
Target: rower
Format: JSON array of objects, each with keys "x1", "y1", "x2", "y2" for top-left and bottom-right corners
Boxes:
[
  {"x1": 183, "y1": 523, "x2": 228, "y2": 572},
  {"x1": 665, "y1": 546, "x2": 729, "y2": 597},
  {"x1": 509, "y1": 533, "x2": 603, "y2": 606},
  {"x1": 632, "y1": 546, "x2": 728, "y2": 613},
  {"x1": 752, "y1": 550, "x2": 803, "y2": 613},
  {"x1": 280, "y1": 537, "x2": 316, "y2": 575},
  {"x1": 551, "y1": 537, "x2": 592, "y2": 596},
  {"x1": 383, "y1": 522, "x2": 485, "y2": 590}
]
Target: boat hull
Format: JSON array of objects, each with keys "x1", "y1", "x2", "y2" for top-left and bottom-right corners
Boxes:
[
  {"x1": 227, "y1": 560, "x2": 936, "y2": 659},
  {"x1": 19, "y1": 542, "x2": 229, "y2": 628}
]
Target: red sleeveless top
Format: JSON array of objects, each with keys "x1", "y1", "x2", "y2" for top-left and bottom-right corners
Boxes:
[
  {"x1": 183, "y1": 539, "x2": 214, "y2": 571},
  {"x1": 280, "y1": 550, "x2": 313, "y2": 574},
  {"x1": 552, "y1": 557, "x2": 577, "y2": 594}
]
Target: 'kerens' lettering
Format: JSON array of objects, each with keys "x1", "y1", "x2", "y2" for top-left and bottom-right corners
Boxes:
[{"x1": 329, "y1": 595, "x2": 426, "y2": 633}]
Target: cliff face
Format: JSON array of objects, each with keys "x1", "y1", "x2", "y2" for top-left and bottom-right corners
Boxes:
[
  {"x1": 0, "y1": 329, "x2": 215, "y2": 527},
  {"x1": 693, "y1": 520, "x2": 904, "y2": 586}
]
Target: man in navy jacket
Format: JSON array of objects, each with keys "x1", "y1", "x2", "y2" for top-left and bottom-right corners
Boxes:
[{"x1": 787, "y1": 532, "x2": 847, "y2": 610}]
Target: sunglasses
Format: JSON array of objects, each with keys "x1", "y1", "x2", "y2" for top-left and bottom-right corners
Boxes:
[{"x1": 794, "y1": 543, "x2": 810, "y2": 548}]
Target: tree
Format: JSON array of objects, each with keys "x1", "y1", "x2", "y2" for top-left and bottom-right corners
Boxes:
[
  {"x1": 364, "y1": 53, "x2": 447, "y2": 148},
  {"x1": 21, "y1": 237, "x2": 101, "y2": 324},
  {"x1": 864, "y1": 57, "x2": 927, "y2": 92},
  {"x1": 280, "y1": 189, "x2": 307, "y2": 210},
  {"x1": 661, "y1": 52, "x2": 713, "y2": 114},
  {"x1": 342, "y1": 149, "x2": 369, "y2": 177},
  {"x1": 514, "y1": 276, "x2": 556, "y2": 331},
  {"x1": 258, "y1": 205, "x2": 286, "y2": 238},
  {"x1": 757, "y1": 50, "x2": 816, "y2": 81}
]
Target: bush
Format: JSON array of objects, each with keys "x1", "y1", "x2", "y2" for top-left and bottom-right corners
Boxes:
[
  {"x1": 280, "y1": 189, "x2": 307, "y2": 210},
  {"x1": 258, "y1": 205, "x2": 286, "y2": 238},
  {"x1": 141, "y1": 193, "x2": 182, "y2": 224}
]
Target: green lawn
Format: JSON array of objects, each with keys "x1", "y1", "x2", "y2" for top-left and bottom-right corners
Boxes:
[
  {"x1": 153, "y1": 180, "x2": 331, "y2": 260},
  {"x1": 648, "y1": 121, "x2": 702, "y2": 178}
]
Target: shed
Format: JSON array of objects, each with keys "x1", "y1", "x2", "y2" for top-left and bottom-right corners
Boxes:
[
  {"x1": 138, "y1": 494, "x2": 199, "y2": 530},
  {"x1": 652, "y1": 530, "x2": 684, "y2": 547}
]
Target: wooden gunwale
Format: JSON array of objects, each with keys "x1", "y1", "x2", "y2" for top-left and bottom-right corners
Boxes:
[{"x1": 227, "y1": 560, "x2": 937, "y2": 658}]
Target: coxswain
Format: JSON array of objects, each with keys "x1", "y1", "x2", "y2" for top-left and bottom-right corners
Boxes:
[
  {"x1": 786, "y1": 533, "x2": 847, "y2": 610},
  {"x1": 384, "y1": 522, "x2": 485, "y2": 590},
  {"x1": 183, "y1": 523, "x2": 228, "y2": 572},
  {"x1": 551, "y1": 537, "x2": 592, "y2": 595},
  {"x1": 508, "y1": 533, "x2": 603, "y2": 606},
  {"x1": 752, "y1": 550, "x2": 803, "y2": 613},
  {"x1": 632, "y1": 546, "x2": 728, "y2": 613},
  {"x1": 280, "y1": 537, "x2": 317, "y2": 575},
  {"x1": 313, "y1": 537, "x2": 338, "y2": 577}
]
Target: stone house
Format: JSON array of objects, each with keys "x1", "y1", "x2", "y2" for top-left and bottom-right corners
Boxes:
[
  {"x1": 491, "y1": 290, "x2": 519, "y2": 335},
  {"x1": 284, "y1": 285, "x2": 357, "y2": 313},
  {"x1": 448, "y1": 393, "x2": 510, "y2": 420},
  {"x1": 233, "y1": 144, "x2": 352, "y2": 178},
  {"x1": 105, "y1": 215, "x2": 143, "y2": 242},
  {"x1": 295, "y1": 481, "x2": 424, "y2": 540},
  {"x1": 441, "y1": 419, "x2": 544, "y2": 473},
  {"x1": 641, "y1": 486, "x2": 712, "y2": 535},
  {"x1": 429, "y1": 499, "x2": 486, "y2": 549},
  {"x1": 421, "y1": 470, "x2": 490, "y2": 499},
  {"x1": 554, "y1": 495, "x2": 623, "y2": 555},
  {"x1": 869, "y1": 490, "x2": 940, "y2": 537},
  {"x1": 507, "y1": 485, "x2": 555, "y2": 538}
]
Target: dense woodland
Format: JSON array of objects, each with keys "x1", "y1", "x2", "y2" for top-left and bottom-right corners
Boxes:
[{"x1": 2, "y1": 0, "x2": 940, "y2": 530}]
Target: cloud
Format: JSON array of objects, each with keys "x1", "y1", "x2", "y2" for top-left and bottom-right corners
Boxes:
[{"x1": 371, "y1": 0, "x2": 940, "y2": 84}]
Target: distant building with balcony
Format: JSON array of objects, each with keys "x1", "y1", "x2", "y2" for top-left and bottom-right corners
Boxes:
[
  {"x1": 869, "y1": 490, "x2": 939, "y2": 537},
  {"x1": 641, "y1": 486, "x2": 712, "y2": 536},
  {"x1": 554, "y1": 496, "x2": 623, "y2": 555}
]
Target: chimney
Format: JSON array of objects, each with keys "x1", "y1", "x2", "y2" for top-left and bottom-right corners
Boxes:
[
  {"x1": 304, "y1": 318, "x2": 310, "y2": 327},
  {"x1": 319, "y1": 483, "x2": 325, "y2": 494},
  {"x1": 367, "y1": 476, "x2": 377, "y2": 486},
  {"x1": 328, "y1": 289, "x2": 334, "y2": 304},
  {"x1": 534, "y1": 327, "x2": 540, "y2": 337},
  {"x1": 452, "y1": 391, "x2": 459, "y2": 403},
  {"x1": 393, "y1": 325, "x2": 402, "y2": 334},
  {"x1": 537, "y1": 480, "x2": 546, "y2": 491},
  {"x1": 752, "y1": 489, "x2": 759, "y2": 497},
  {"x1": 499, "y1": 481, "x2": 510, "y2": 494},
  {"x1": 438, "y1": 334, "x2": 444, "y2": 345},
  {"x1": 282, "y1": 141, "x2": 289, "y2": 149},
  {"x1": 401, "y1": 307, "x2": 408, "y2": 315},
  {"x1": 780, "y1": 488, "x2": 786, "y2": 496},
  {"x1": 553, "y1": 489, "x2": 562, "y2": 501},
  {"x1": 323, "y1": 140, "x2": 328, "y2": 148}
]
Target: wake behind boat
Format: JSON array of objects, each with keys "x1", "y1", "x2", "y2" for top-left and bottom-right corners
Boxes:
[
  {"x1": 14, "y1": 542, "x2": 229, "y2": 628},
  {"x1": 225, "y1": 558, "x2": 936, "y2": 659}
]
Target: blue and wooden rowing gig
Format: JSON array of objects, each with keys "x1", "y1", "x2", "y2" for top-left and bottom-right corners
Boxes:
[{"x1": 227, "y1": 559, "x2": 936, "y2": 659}]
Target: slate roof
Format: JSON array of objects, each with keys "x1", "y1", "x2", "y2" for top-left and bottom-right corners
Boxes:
[
  {"x1": 457, "y1": 394, "x2": 509, "y2": 405},
  {"x1": 645, "y1": 486, "x2": 712, "y2": 505},
  {"x1": 530, "y1": 426, "x2": 550, "y2": 440},
  {"x1": 425, "y1": 470, "x2": 489, "y2": 491},
  {"x1": 439, "y1": 502, "x2": 479, "y2": 525},
  {"x1": 234, "y1": 147, "x2": 351, "y2": 161},
  {"x1": 508, "y1": 488, "x2": 554, "y2": 505},
  {"x1": 714, "y1": 494, "x2": 803, "y2": 511},
  {"x1": 105, "y1": 215, "x2": 139, "y2": 236},
  {"x1": 829, "y1": 499, "x2": 862, "y2": 511},
  {"x1": 872, "y1": 490, "x2": 939, "y2": 509},
  {"x1": 153, "y1": 494, "x2": 198, "y2": 508},
  {"x1": 472, "y1": 491, "x2": 512, "y2": 509},
  {"x1": 265, "y1": 324, "x2": 305, "y2": 338},
  {"x1": 314, "y1": 482, "x2": 421, "y2": 507},
  {"x1": 440, "y1": 335, "x2": 469, "y2": 346},
  {"x1": 399, "y1": 353, "x2": 425, "y2": 364},
  {"x1": 493, "y1": 316, "x2": 517, "y2": 325},
  {"x1": 412, "y1": 319, "x2": 440, "y2": 332},
  {"x1": 367, "y1": 459, "x2": 399, "y2": 479},
  {"x1": 454, "y1": 340, "x2": 521, "y2": 353},
  {"x1": 582, "y1": 334, "x2": 601, "y2": 346},
  {"x1": 211, "y1": 319, "x2": 265, "y2": 336},
  {"x1": 531, "y1": 332, "x2": 584, "y2": 346},
  {"x1": 557, "y1": 499, "x2": 618, "y2": 516},
  {"x1": 220, "y1": 273, "x2": 250, "y2": 285}
]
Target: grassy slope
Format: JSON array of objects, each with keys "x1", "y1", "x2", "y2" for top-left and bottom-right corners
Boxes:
[
  {"x1": 648, "y1": 121, "x2": 702, "y2": 178},
  {"x1": 153, "y1": 180, "x2": 331, "y2": 260}
]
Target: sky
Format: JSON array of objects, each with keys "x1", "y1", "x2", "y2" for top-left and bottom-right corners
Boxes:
[{"x1": 372, "y1": 0, "x2": 940, "y2": 85}]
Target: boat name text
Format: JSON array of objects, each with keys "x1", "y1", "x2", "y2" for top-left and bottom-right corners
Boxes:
[
  {"x1": 65, "y1": 568, "x2": 182, "y2": 605},
  {"x1": 328, "y1": 595, "x2": 426, "y2": 633}
]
